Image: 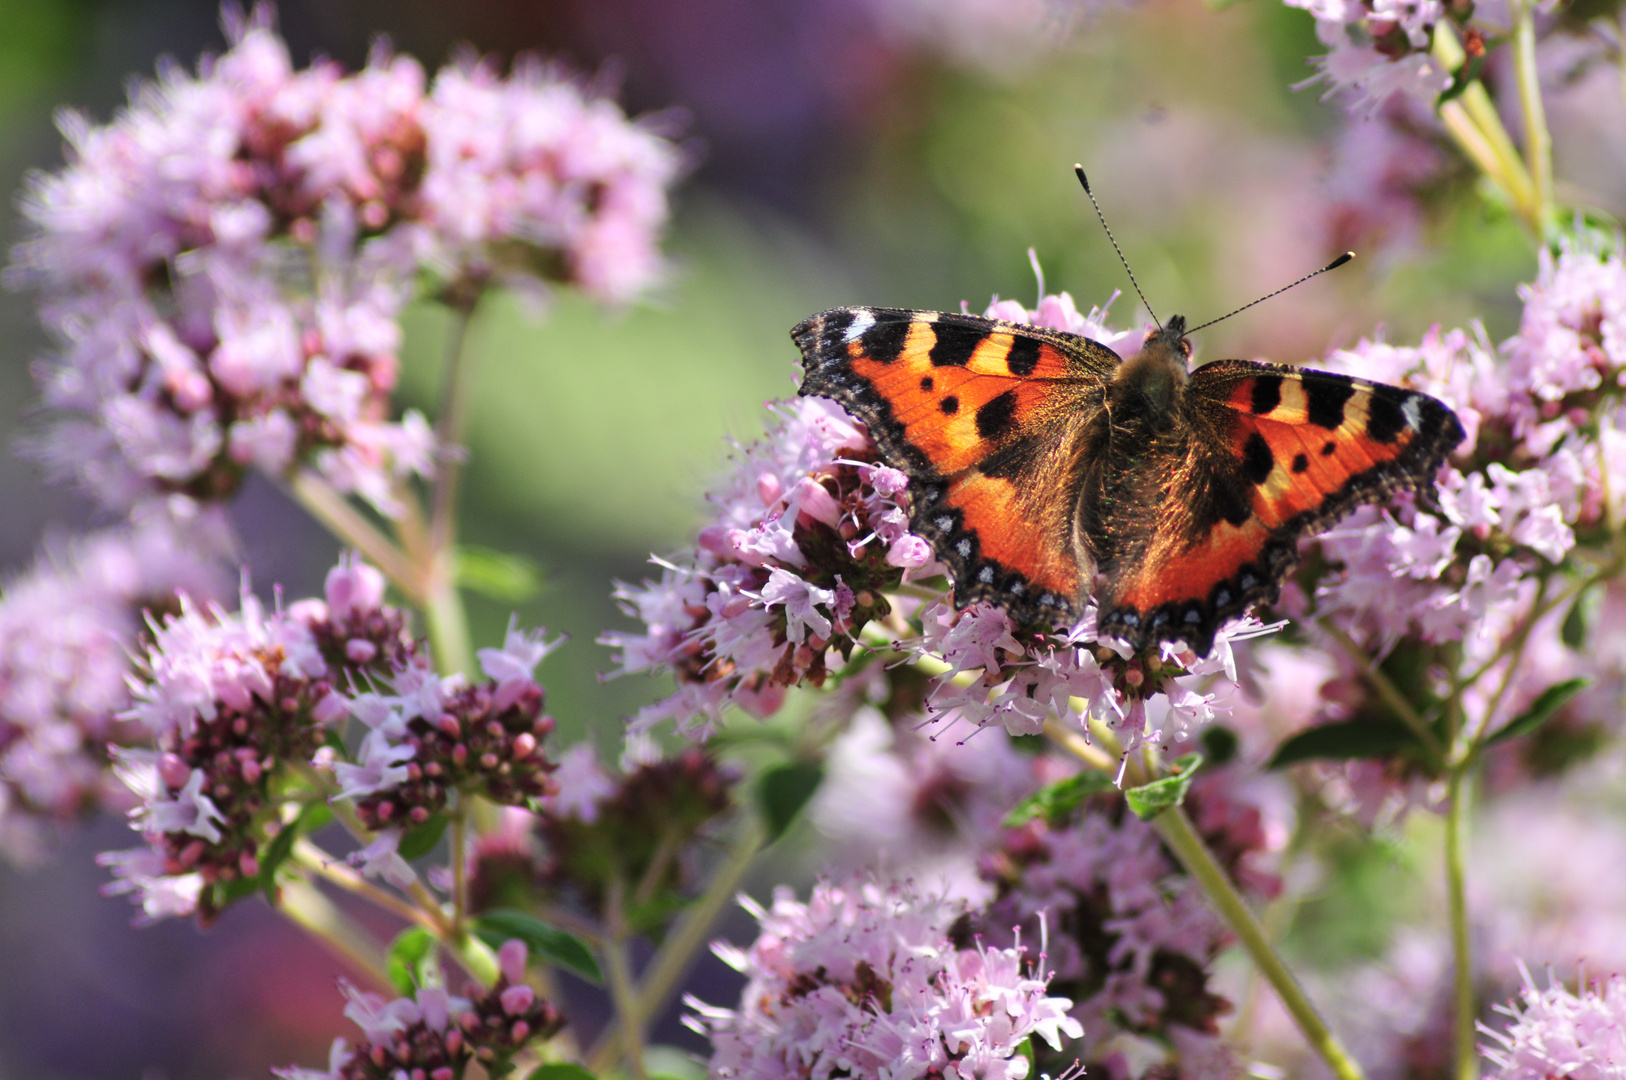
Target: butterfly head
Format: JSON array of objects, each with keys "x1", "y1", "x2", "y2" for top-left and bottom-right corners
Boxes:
[
  {"x1": 1110, "y1": 314, "x2": 1192, "y2": 421},
  {"x1": 1152, "y1": 314, "x2": 1193, "y2": 363}
]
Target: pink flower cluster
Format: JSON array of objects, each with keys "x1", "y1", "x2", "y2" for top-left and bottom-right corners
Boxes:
[
  {"x1": 603, "y1": 395, "x2": 928, "y2": 738},
  {"x1": 0, "y1": 520, "x2": 228, "y2": 861},
  {"x1": 8, "y1": 6, "x2": 680, "y2": 519},
  {"x1": 276, "y1": 941, "x2": 564, "y2": 1080},
  {"x1": 978, "y1": 797, "x2": 1250, "y2": 1079},
  {"x1": 102, "y1": 557, "x2": 410, "y2": 923},
  {"x1": 1299, "y1": 242, "x2": 1626, "y2": 751},
  {"x1": 687, "y1": 876, "x2": 1083, "y2": 1080},
  {"x1": 1481, "y1": 967, "x2": 1626, "y2": 1080},
  {"x1": 1286, "y1": 0, "x2": 1460, "y2": 114},
  {"x1": 334, "y1": 620, "x2": 561, "y2": 831},
  {"x1": 417, "y1": 57, "x2": 682, "y2": 302}
]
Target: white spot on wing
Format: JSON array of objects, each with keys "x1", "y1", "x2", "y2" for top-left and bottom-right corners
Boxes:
[
  {"x1": 1402, "y1": 395, "x2": 1423, "y2": 430},
  {"x1": 843, "y1": 310, "x2": 875, "y2": 343}
]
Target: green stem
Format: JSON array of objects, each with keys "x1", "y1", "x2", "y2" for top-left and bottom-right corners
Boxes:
[
  {"x1": 451, "y1": 806, "x2": 469, "y2": 931},
  {"x1": 1152, "y1": 808, "x2": 1367, "y2": 1080},
  {"x1": 418, "y1": 290, "x2": 485, "y2": 678},
  {"x1": 292, "y1": 839, "x2": 434, "y2": 930},
  {"x1": 424, "y1": 568, "x2": 476, "y2": 679},
  {"x1": 1511, "y1": 0, "x2": 1555, "y2": 235},
  {"x1": 1446, "y1": 768, "x2": 1477, "y2": 1080},
  {"x1": 288, "y1": 470, "x2": 422, "y2": 601},
  {"x1": 1431, "y1": 22, "x2": 1540, "y2": 230},
  {"x1": 280, "y1": 878, "x2": 393, "y2": 990},
  {"x1": 588, "y1": 818, "x2": 766, "y2": 1074},
  {"x1": 602, "y1": 876, "x2": 650, "y2": 1080},
  {"x1": 1320, "y1": 621, "x2": 1447, "y2": 764},
  {"x1": 430, "y1": 291, "x2": 483, "y2": 557}
]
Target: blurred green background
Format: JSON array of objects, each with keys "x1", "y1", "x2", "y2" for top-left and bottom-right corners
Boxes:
[{"x1": 0, "y1": 0, "x2": 1599, "y2": 1075}]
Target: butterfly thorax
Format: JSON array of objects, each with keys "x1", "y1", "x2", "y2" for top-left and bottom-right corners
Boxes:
[{"x1": 1077, "y1": 316, "x2": 1196, "y2": 576}]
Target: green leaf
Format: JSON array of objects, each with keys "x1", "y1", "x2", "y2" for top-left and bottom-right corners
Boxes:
[
  {"x1": 217, "y1": 874, "x2": 263, "y2": 907},
  {"x1": 397, "y1": 814, "x2": 450, "y2": 861},
  {"x1": 1199, "y1": 725, "x2": 1239, "y2": 767},
  {"x1": 1561, "y1": 588, "x2": 1596, "y2": 649},
  {"x1": 1124, "y1": 754, "x2": 1203, "y2": 821},
  {"x1": 1437, "y1": 52, "x2": 1487, "y2": 105},
  {"x1": 1266, "y1": 719, "x2": 1421, "y2": 769},
  {"x1": 386, "y1": 926, "x2": 438, "y2": 996},
  {"x1": 1003, "y1": 771, "x2": 1117, "y2": 827},
  {"x1": 757, "y1": 761, "x2": 825, "y2": 841},
  {"x1": 259, "y1": 802, "x2": 334, "y2": 903},
  {"x1": 456, "y1": 545, "x2": 542, "y2": 602},
  {"x1": 645, "y1": 1045, "x2": 706, "y2": 1080},
  {"x1": 526, "y1": 1065, "x2": 598, "y2": 1080},
  {"x1": 1016, "y1": 1037, "x2": 1036, "y2": 1074},
  {"x1": 474, "y1": 909, "x2": 603, "y2": 984},
  {"x1": 1485, "y1": 678, "x2": 1589, "y2": 747}
]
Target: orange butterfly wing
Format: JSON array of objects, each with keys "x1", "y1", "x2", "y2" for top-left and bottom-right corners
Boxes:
[
  {"x1": 1094, "y1": 360, "x2": 1465, "y2": 651},
  {"x1": 794, "y1": 307, "x2": 1117, "y2": 624}
]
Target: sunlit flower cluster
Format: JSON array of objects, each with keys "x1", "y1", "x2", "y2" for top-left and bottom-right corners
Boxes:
[
  {"x1": 602, "y1": 395, "x2": 928, "y2": 738},
  {"x1": 688, "y1": 875, "x2": 1083, "y2": 1080},
  {"x1": 102, "y1": 557, "x2": 409, "y2": 923},
  {"x1": 337, "y1": 619, "x2": 562, "y2": 832},
  {"x1": 1294, "y1": 242, "x2": 1626, "y2": 761}
]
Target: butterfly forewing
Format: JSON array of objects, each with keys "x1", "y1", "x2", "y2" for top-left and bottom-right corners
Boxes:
[{"x1": 794, "y1": 306, "x2": 1117, "y2": 624}]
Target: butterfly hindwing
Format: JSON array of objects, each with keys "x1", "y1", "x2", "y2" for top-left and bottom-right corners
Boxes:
[
  {"x1": 794, "y1": 306, "x2": 1117, "y2": 623},
  {"x1": 1095, "y1": 360, "x2": 1465, "y2": 652}
]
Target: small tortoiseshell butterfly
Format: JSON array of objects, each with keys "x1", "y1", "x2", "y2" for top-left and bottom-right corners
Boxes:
[{"x1": 792, "y1": 304, "x2": 1465, "y2": 656}]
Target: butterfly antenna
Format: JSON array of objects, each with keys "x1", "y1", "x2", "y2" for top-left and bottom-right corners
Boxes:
[
  {"x1": 1185, "y1": 251, "x2": 1356, "y2": 335},
  {"x1": 1074, "y1": 165, "x2": 1158, "y2": 326}
]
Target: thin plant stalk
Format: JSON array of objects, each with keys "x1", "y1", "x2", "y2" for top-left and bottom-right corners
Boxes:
[
  {"x1": 414, "y1": 291, "x2": 486, "y2": 678},
  {"x1": 289, "y1": 469, "x2": 421, "y2": 600},
  {"x1": 1046, "y1": 729, "x2": 1366, "y2": 1080},
  {"x1": 1431, "y1": 22, "x2": 1540, "y2": 230},
  {"x1": 280, "y1": 877, "x2": 393, "y2": 989},
  {"x1": 292, "y1": 839, "x2": 439, "y2": 930},
  {"x1": 1152, "y1": 807, "x2": 1368, "y2": 1080},
  {"x1": 603, "y1": 876, "x2": 650, "y2": 1080},
  {"x1": 429, "y1": 290, "x2": 484, "y2": 555},
  {"x1": 1511, "y1": 0, "x2": 1556, "y2": 234},
  {"x1": 589, "y1": 819, "x2": 766, "y2": 1074},
  {"x1": 451, "y1": 808, "x2": 470, "y2": 930},
  {"x1": 1446, "y1": 768, "x2": 1477, "y2": 1080}
]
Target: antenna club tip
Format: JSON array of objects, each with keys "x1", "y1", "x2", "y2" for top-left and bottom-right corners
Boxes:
[
  {"x1": 1073, "y1": 164, "x2": 1090, "y2": 192},
  {"x1": 1328, "y1": 251, "x2": 1355, "y2": 270}
]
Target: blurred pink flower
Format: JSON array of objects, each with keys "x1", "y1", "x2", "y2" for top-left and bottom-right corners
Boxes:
[
  {"x1": 9, "y1": 6, "x2": 681, "y2": 521},
  {"x1": 0, "y1": 520, "x2": 229, "y2": 862},
  {"x1": 417, "y1": 56, "x2": 682, "y2": 302},
  {"x1": 979, "y1": 803, "x2": 1240, "y2": 1078}
]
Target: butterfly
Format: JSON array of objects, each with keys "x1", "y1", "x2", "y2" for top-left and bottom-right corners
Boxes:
[{"x1": 792, "y1": 306, "x2": 1465, "y2": 656}]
